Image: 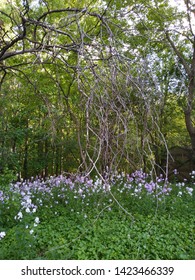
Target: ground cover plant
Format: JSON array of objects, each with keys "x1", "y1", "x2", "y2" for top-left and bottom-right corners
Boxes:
[{"x1": 0, "y1": 169, "x2": 194, "y2": 260}]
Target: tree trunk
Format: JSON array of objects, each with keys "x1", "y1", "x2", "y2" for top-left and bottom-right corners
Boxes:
[
  {"x1": 44, "y1": 138, "x2": 49, "y2": 178},
  {"x1": 166, "y1": 33, "x2": 195, "y2": 154},
  {"x1": 23, "y1": 119, "x2": 28, "y2": 179},
  {"x1": 183, "y1": 32, "x2": 195, "y2": 152},
  {"x1": 185, "y1": 110, "x2": 195, "y2": 149}
]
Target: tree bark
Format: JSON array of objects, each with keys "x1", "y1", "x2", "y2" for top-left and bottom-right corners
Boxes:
[
  {"x1": 184, "y1": 109, "x2": 195, "y2": 150},
  {"x1": 167, "y1": 32, "x2": 195, "y2": 152},
  {"x1": 184, "y1": 36, "x2": 195, "y2": 152}
]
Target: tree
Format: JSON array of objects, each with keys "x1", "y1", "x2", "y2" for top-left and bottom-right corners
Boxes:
[{"x1": 0, "y1": 0, "x2": 193, "y2": 178}]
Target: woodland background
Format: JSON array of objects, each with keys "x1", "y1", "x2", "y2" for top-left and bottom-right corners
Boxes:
[{"x1": 1, "y1": 0, "x2": 195, "y2": 180}]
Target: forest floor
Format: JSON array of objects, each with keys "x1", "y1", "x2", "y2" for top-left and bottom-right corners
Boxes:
[{"x1": 0, "y1": 170, "x2": 194, "y2": 259}]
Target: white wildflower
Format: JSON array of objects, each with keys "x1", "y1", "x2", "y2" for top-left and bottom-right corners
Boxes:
[
  {"x1": 25, "y1": 207, "x2": 30, "y2": 213},
  {"x1": 178, "y1": 191, "x2": 182, "y2": 197},
  {"x1": 15, "y1": 211, "x2": 23, "y2": 220},
  {"x1": 34, "y1": 217, "x2": 40, "y2": 224},
  {"x1": 186, "y1": 187, "x2": 193, "y2": 196},
  {"x1": 0, "y1": 232, "x2": 6, "y2": 240}
]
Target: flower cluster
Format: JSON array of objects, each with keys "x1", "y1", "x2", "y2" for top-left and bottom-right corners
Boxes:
[
  {"x1": 0, "y1": 169, "x2": 194, "y2": 241},
  {"x1": 2, "y1": 169, "x2": 195, "y2": 208}
]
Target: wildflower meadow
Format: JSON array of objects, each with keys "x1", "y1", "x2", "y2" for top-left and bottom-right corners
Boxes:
[{"x1": 0, "y1": 169, "x2": 194, "y2": 260}]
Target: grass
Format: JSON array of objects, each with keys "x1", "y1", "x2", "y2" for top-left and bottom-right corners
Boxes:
[{"x1": 0, "y1": 170, "x2": 194, "y2": 259}]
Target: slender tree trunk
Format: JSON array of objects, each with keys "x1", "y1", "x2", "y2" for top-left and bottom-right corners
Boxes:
[
  {"x1": 23, "y1": 119, "x2": 28, "y2": 179},
  {"x1": 184, "y1": 54, "x2": 195, "y2": 152},
  {"x1": 55, "y1": 145, "x2": 59, "y2": 176},
  {"x1": 44, "y1": 138, "x2": 49, "y2": 178}
]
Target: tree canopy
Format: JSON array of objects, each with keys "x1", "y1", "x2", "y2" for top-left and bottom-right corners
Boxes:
[{"x1": 0, "y1": 0, "x2": 194, "y2": 179}]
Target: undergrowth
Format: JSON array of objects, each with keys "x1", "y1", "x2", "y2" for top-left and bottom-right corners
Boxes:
[{"x1": 0, "y1": 170, "x2": 194, "y2": 259}]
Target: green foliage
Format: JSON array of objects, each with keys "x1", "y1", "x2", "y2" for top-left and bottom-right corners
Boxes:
[
  {"x1": 1, "y1": 211, "x2": 194, "y2": 260},
  {"x1": 0, "y1": 175, "x2": 194, "y2": 260},
  {"x1": 0, "y1": 168, "x2": 16, "y2": 189}
]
